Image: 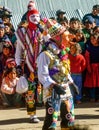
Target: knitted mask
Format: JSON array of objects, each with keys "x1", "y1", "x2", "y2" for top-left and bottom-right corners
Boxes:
[{"x1": 27, "y1": 9, "x2": 40, "y2": 30}]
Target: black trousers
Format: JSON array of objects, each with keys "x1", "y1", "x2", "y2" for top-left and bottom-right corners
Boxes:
[{"x1": 42, "y1": 97, "x2": 74, "y2": 130}]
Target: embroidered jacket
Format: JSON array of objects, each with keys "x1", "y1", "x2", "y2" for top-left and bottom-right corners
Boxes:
[{"x1": 37, "y1": 40, "x2": 73, "y2": 102}]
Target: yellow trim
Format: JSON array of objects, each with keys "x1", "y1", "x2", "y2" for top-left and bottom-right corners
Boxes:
[
  {"x1": 44, "y1": 51, "x2": 54, "y2": 60},
  {"x1": 27, "y1": 111, "x2": 36, "y2": 115}
]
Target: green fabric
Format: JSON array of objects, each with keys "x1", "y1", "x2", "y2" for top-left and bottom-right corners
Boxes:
[
  {"x1": 78, "y1": 41, "x2": 85, "y2": 53},
  {"x1": 82, "y1": 28, "x2": 90, "y2": 39}
]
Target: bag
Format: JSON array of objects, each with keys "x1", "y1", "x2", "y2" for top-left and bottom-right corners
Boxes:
[{"x1": 16, "y1": 76, "x2": 28, "y2": 94}]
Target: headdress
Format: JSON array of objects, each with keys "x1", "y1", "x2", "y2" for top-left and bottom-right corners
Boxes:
[{"x1": 46, "y1": 19, "x2": 66, "y2": 38}]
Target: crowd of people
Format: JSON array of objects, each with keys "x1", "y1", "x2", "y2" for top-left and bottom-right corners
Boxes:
[{"x1": 0, "y1": 1, "x2": 99, "y2": 130}]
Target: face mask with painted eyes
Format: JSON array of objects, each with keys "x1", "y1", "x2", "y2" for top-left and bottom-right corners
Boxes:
[{"x1": 29, "y1": 14, "x2": 40, "y2": 25}]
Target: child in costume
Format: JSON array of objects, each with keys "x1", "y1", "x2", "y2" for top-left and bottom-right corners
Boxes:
[{"x1": 37, "y1": 19, "x2": 79, "y2": 130}]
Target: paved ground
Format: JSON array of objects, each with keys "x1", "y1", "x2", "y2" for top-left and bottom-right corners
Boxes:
[{"x1": 0, "y1": 102, "x2": 99, "y2": 130}]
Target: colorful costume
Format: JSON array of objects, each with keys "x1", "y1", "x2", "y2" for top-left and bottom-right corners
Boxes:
[
  {"x1": 15, "y1": 8, "x2": 43, "y2": 122},
  {"x1": 37, "y1": 19, "x2": 75, "y2": 130}
]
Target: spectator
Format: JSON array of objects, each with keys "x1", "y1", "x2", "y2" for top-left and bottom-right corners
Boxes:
[
  {"x1": 93, "y1": 26, "x2": 99, "y2": 35},
  {"x1": 75, "y1": 30, "x2": 86, "y2": 54},
  {"x1": 1, "y1": 67, "x2": 22, "y2": 107},
  {"x1": 4, "y1": 23, "x2": 17, "y2": 51},
  {"x1": 0, "y1": 19, "x2": 9, "y2": 54},
  {"x1": 0, "y1": 40, "x2": 14, "y2": 104},
  {"x1": 68, "y1": 43, "x2": 86, "y2": 104},
  {"x1": 5, "y1": 58, "x2": 16, "y2": 69},
  {"x1": 68, "y1": 17, "x2": 80, "y2": 35},
  {"x1": 82, "y1": 4, "x2": 99, "y2": 26},
  {"x1": 56, "y1": 9, "x2": 68, "y2": 24},
  {"x1": 82, "y1": 16, "x2": 96, "y2": 41},
  {"x1": 84, "y1": 33, "x2": 99, "y2": 102},
  {"x1": 60, "y1": 19, "x2": 69, "y2": 30},
  {"x1": 0, "y1": 40, "x2": 14, "y2": 73},
  {"x1": 0, "y1": 6, "x2": 15, "y2": 32}
]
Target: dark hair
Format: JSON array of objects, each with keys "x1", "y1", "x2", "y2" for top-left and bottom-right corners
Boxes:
[
  {"x1": 70, "y1": 17, "x2": 80, "y2": 23},
  {"x1": 75, "y1": 29, "x2": 86, "y2": 43},
  {"x1": 3, "y1": 67, "x2": 16, "y2": 77},
  {"x1": 90, "y1": 33, "x2": 99, "y2": 44},
  {"x1": 93, "y1": 4, "x2": 99, "y2": 9},
  {"x1": 49, "y1": 17, "x2": 56, "y2": 20},
  {"x1": 93, "y1": 26, "x2": 99, "y2": 33}
]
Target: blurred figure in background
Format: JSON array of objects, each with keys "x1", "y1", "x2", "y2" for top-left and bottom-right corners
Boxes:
[
  {"x1": 82, "y1": 4, "x2": 99, "y2": 26},
  {"x1": 56, "y1": 9, "x2": 68, "y2": 24}
]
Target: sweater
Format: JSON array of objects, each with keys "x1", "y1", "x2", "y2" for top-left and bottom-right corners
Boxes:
[{"x1": 68, "y1": 54, "x2": 86, "y2": 74}]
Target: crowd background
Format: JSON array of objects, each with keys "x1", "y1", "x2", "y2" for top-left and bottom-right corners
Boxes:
[
  {"x1": 0, "y1": 0, "x2": 98, "y2": 30},
  {"x1": 0, "y1": 0, "x2": 99, "y2": 107},
  {"x1": 0, "y1": 1, "x2": 98, "y2": 130}
]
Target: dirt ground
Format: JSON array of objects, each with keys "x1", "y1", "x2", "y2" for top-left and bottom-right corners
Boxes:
[{"x1": 0, "y1": 102, "x2": 99, "y2": 130}]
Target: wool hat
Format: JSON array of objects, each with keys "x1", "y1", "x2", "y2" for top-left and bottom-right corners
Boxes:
[
  {"x1": 27, "y1": 9, "x2": 40, "y2": 29},
  {"x1": 46, "y1": 19, "x2": 66, "y2": 38},
  {"x1": 28, "y1": 1, "x2": 36, "y2": 10},
  {"x1": 84, "y1": 16, "x2": 95, "y2": 24},
  {"x1": 27, "y1": 9, "x2": 39, "y2": 19},
  {"x1": 6, "y1": 58, "x2": 16, "y2": 67},
  {"x1": 3, "y1": 39, "x2": 13, "y2": 50}
]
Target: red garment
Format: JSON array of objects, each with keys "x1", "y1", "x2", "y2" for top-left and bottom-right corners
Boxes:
[
  {"x1": 68, "y1": 54, "x2": 86, "y2": 74},
  {"x1": 84, "y1": 50, "x2": 99, "y2": 88},
  {"x1": 84, "y1": 63, "x2": 99, "y2": 88}
]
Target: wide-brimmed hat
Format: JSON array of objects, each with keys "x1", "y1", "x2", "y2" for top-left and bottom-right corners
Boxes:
[
  {"x1": 46, "y1": 19, "x2": 66, "y2": 38},
  {"x1": 56, "y1": 9, "x2": 66, "y2": 16}
]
